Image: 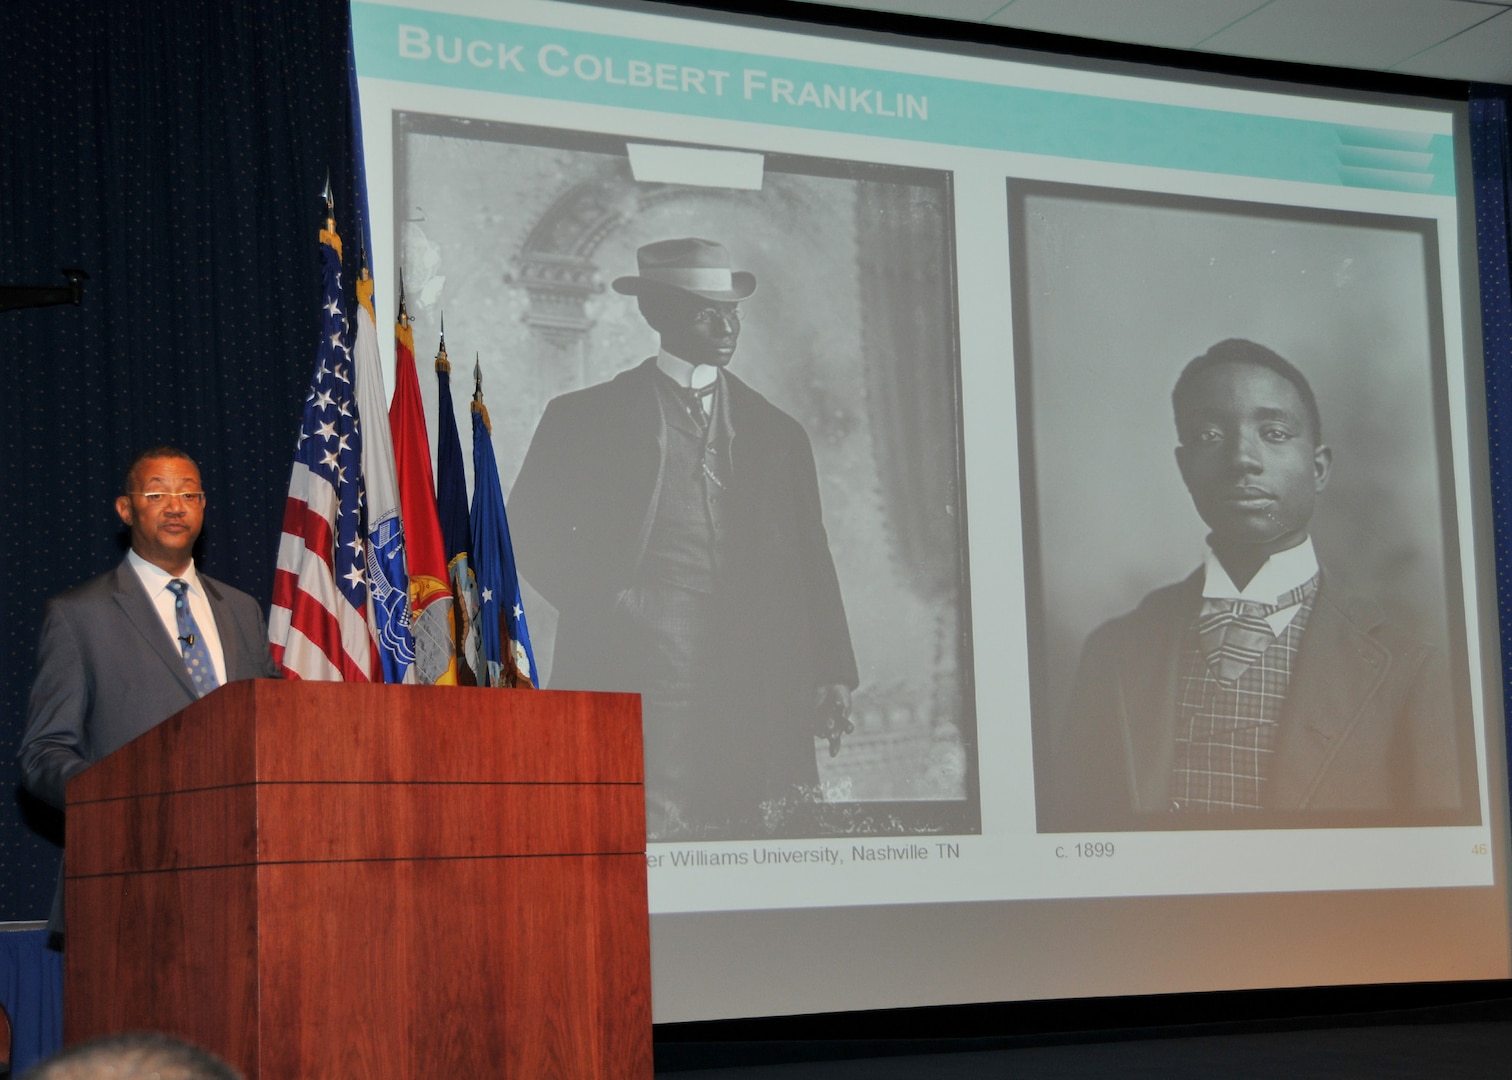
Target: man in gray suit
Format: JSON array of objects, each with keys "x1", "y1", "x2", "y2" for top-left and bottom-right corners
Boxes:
[{"x1": 18, "y1": 447, "x2": 279, "y2": 925}]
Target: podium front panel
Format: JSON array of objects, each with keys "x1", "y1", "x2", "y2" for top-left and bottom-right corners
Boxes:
[{"x1": 64, "y1": 683, "x2": 651, "y2": 1079}]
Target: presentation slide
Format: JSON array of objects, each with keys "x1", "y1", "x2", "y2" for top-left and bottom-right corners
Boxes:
[{"x1": 352, "y1": 0, "x2": 1509, "y2": 1022}]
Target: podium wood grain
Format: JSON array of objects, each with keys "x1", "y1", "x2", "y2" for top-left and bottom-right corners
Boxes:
[{"x1": 65, "y1": 682, "x2": 652, "y2": 1079}]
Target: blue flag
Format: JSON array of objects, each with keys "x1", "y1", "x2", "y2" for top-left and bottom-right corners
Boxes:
[
  {"x1": 470, "y1": 369, "x2": 536, "y2": 688},
  {"x1": 436, "y1": 344, "x2": 481, "y2": 685}
]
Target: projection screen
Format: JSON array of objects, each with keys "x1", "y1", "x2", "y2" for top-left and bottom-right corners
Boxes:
[{"x1": 352, "y1": 0, "x2": 1511, "y2": 1023}]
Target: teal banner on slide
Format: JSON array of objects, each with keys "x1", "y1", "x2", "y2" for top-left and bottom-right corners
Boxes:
[{"x1": 352, "y1": 2, "x2": 1453, "y2": 195}]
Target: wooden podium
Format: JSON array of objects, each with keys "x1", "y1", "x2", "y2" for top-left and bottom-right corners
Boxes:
[{"x1": 64, "y1": 681, "x2": 652, "y2": 1078}]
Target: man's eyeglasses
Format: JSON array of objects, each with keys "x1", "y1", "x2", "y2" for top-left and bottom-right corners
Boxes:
[
  {"x1": 129, "y1": 491, "x2": 207, "y2": 507},
  {"x1": 693, "y1": 307, "x2": 740, "y2": 327}
]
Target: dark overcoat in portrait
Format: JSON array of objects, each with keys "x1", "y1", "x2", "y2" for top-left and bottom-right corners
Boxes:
[{"x1": 509, "y1": 358, "x2": 858, "y2": 813}]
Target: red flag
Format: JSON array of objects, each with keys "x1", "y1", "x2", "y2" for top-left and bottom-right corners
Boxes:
[{"x1": 390, "y1": 309, "x2": 457, "y2": 684}]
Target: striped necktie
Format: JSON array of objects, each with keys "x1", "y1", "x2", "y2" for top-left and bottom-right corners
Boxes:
[
  {"x1": 168, "y1": 578, "x2": 221, "y2": 697},
  {"x1": 1197, "y1": 577, "x2": 1317, "y2": 685}
]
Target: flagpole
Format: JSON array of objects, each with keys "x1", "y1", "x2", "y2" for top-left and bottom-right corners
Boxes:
[
  {"x1": 352, "y1": 240, "x2": 416, "y2": 683},
  {"x1": 470, "y1": 358, "x2": 538, "y2": 688},
  {"x1": 268, "y1": 182, "x2": 378, "y2": 681}
]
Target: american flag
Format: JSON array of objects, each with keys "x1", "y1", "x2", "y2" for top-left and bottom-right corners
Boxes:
[{"x1": 268, "y1": 204, "x2": 378, "y2": 681}]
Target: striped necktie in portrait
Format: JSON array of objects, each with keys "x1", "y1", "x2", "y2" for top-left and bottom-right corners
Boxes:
[{"x1": 1196, "y1": 577, "x2": 1316, "y2": 685}]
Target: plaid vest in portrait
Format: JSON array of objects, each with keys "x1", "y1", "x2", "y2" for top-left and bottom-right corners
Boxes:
[{"x1": 1169, "y1": 576, "x2": 1319, "y2": 813}]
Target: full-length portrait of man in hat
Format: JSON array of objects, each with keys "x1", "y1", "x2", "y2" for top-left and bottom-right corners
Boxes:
[{"x1": 509, "y1": 237, "x2": 858, "y2": 841}]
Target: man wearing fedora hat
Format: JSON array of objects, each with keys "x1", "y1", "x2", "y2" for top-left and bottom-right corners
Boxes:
[{"x1": 509, "y1": 237, "x2": 859, "y2": 841}]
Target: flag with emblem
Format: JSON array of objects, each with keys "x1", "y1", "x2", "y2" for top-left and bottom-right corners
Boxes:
[
  {"x1": 352, "y1": 257, "x2": 416, "y2": 683},
  {"x1": 390, "y1": 296, "x2": 458, "y2": 684},
  {"x1": 269, "y1": 189, "x2": 377, "y2": 681},
  {"x1": 435, "y1": 331, "x2": 481, "y2": 685},
  {"x1": 470, "y1": 360, "x2": 536, "y2": 688}
]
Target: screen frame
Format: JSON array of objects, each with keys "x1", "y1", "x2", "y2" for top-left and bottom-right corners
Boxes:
[{"x1": 351, "y1": 0, "x2": 1512, "y2": 1028}]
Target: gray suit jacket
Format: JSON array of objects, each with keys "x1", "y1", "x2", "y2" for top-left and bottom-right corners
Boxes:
[{"x1": 18, "y1": 559, "x2": 281, "y2": 809}]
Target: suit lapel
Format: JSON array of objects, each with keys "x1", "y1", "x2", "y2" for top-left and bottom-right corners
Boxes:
[
  {"x1": 712, "y1": 368, "x2": 740, "y2": 475},
  {"x1": 202, "y1": 574, "x2": 246, "y2": 682},
  {"x1": 112, "y1": 561, "x2": 196, "y2": 698},
  {"x1": 630, "y1": 358, "x2": 667, "y2": 569},
  {"x1": 1268, "y1": 580, "x2": 1389, "y2": 809},
  {"x1": 1119, "y1": 573, "x2": 1200, "y2": 813}
]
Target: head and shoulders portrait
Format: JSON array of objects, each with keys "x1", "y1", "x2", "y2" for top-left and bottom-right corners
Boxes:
[{"x1": 1011, "y1": 182, "x2": 1482, "y2": 833}]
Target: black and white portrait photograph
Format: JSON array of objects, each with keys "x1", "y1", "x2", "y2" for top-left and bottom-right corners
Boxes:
[
  {"x1": 1012, "y1": 180, "x2": 1482, "y2": 833},
  {"x1": 394, "y1": 114, "x2": 978, "y2": 843}
]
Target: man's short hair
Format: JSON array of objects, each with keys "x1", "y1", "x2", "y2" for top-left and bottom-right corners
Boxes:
[
  {"x1": 122, "y1": 446, "x2": 198, "y2": 495},
  {"x1": 18, "y1": 1032, "x2": 242, "y2": 1080},
  {"x1": 1171, "y1": 338, "x2": 1323, "y2": 443}
]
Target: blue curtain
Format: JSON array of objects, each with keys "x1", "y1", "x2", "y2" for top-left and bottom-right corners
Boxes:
[
  {"x1": 0, "y1": 929, "x2": 63, "y2": 1073},
  {"x1": 2, "y1": 0, "x2": 1511, "y2": 1013},
  {"x1": 1469, "y1": 88, "x2": 1512, "y2": 781},
  {"x1": 0, "y1": 0, "x2": 363, "y2": 921}
]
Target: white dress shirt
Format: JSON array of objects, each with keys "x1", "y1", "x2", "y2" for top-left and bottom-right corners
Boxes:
[
  {"x1": 126, "y1": 549, "x2": 227, "y2": 684},
  {"x1": 1199, "y1": 536, "x2": 1320, "y2": 635},
  {"x1": 657, "y1": 348, "x2": 719, "y2": 411}
]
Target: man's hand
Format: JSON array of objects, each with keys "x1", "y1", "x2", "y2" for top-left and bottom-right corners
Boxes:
[{"x1": 813, "y1": 684, "x2": 854, "y2": 757}]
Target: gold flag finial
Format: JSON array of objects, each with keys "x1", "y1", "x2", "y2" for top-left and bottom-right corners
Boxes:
[
  {"x1": 434, "y1": 310, "x2": 451, "y2": 373},
  {"x1": 319, "y1": 172, "x2": 341, "y2": 260},
  {"x1": 471, "y1": 353, "x2": 492, "y2": 432},
  {"x1": 321, "y1": 172, "x2": 335, "y2": 231}
]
